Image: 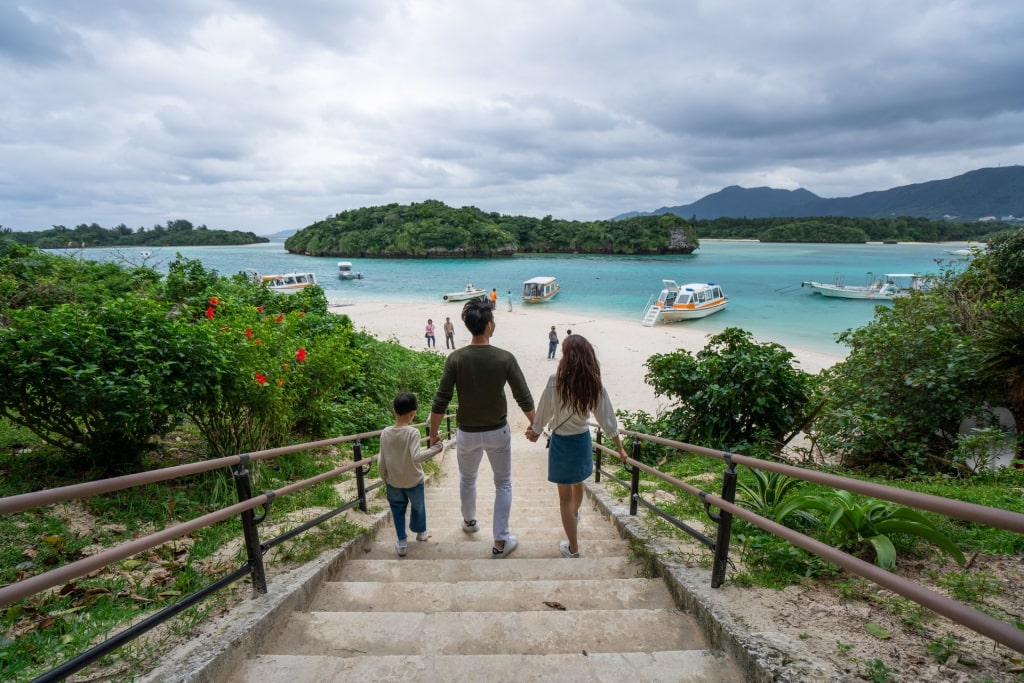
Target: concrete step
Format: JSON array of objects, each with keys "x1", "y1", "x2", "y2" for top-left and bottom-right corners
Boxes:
[
  {"x1": 235, "y1": 651, "x2": 738, "y2": 683},
  {"x1": 382, "y1": 523, "x2": 623, "y2": 543},
  {"x1": 332, "y1": 557, "x2": 647, "y2": 582},
  {"x1": 264, "y1": 608, "x2": 708, "y2": 656},
  {"x1": 312, "y1": 577, "x2": 675, "y2": 612},
  {"x1": 357, "y1": 538, "x2": 629, "y2": 560}
]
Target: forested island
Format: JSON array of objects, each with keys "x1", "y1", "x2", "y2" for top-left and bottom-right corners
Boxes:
[
  {"x1": 286, "y1": 201, "x2": 1012, "y2": 258},
  {"x1": 285, "y1": 200, "x2": 698, "y2": 257},
  {"x1": 4, "y1": 219, "x2": 268, "y2": 249}
]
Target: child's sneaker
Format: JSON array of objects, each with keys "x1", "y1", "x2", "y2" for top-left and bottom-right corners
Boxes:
[
  {"x1": 416, "y1": 530, "x2": 429, "y2": 541},
  {"x1": 462, "y1": 519, "x2": 479, "y2": 534},
  {"x1": 396, "y1": 539, "x2": 408, "y2": 556}
]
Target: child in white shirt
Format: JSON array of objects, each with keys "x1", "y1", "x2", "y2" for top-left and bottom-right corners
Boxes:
[{"x1": 378, "y1": 392, "x2": 443, "y2": 556}]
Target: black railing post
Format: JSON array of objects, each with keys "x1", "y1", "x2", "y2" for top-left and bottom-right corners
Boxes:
[
  {"x1": 629, "y1": 440, "x2": 641, "y2": 516},
  {"x1": 353, "y1": 439, "x2": 368, "y2": 513},
  {"x1": 593, "y1": 428, "x2": 603, "y2": 482},
  {"x1": 232, "y1": 455, "x2": 267, "y2": 595},
  {"x1": 711, "y1": 458, "x2": 738, "y2": 588}
]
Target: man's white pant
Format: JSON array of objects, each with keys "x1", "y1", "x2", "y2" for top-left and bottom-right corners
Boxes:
[{"x1": 456, "y1": 425, "x2": 513, "y2": 542}]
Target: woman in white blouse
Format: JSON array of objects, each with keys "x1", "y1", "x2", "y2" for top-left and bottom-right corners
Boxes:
[{"x1": 526, "y1": 334, "x2": 628, "y2": 558}]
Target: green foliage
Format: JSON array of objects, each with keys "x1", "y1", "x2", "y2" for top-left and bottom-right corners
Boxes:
[
  {"x1": 810, "y1": 292, "x2": 988, "y2": 474},
  {"x1": 285, "y1": 200, "x2": 699, "y2": 257},
  {"x1": 775, "y1": 489, "x2": 966, "y2": 570},
  {"x1": 9, "y1": 219, "x2": 268, "y2": 249},
  {"x1": 759, "y1": 220, "x2": 869, "y2": 243},
  {"x1": 982, "y1": 228, "x2": 1024, "y2": 291},
  {"x1": 643, "y1": 327, "x2": 813, "y2": 450},
  {"x1": 0, "y1": 297, "x2": 225, "y2": 474},
  {"x1": 693, "y1": 215, "x2": 1008, "y2": 242},
  {"x1": 735, "y1": 469, "x2": 816, "y2": 525}
]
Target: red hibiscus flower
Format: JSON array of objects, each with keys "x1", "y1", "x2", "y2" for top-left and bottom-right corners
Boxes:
[
  {"x1": 245, "y1": 327, "x2": 253, "y2": 339},
  {"x1": 209, "y1": 296, "x2": 220, "y2": 306},
  {"x1": 205, "y1": 307, "x2": 215, "y2": 320},
  {"x1": 295, "y1": 348, "x2": 307, "y2": 362},
  {"x1": 257, "y1": 305, "x2": 264, "y2": 313},
  {"x1": 255, "y1": 372, "x2": 268, "y2": 385},
  {"x1": 274, "y1": 314, "x2": 284, "y2": 323}
]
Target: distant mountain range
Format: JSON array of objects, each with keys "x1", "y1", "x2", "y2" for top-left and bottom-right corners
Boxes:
[{"x1": 615, "y1": 166, "x2": 1024, "y2": 222}]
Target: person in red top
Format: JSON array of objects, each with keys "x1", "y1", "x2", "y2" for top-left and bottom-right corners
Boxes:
[{"x1": 489, "y1": 288, "x2": 498, "y2": 306}]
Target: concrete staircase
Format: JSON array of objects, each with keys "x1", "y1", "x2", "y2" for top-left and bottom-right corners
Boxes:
[{"x1": 226, "y1": 440, "x2": 741, "y2": 682}]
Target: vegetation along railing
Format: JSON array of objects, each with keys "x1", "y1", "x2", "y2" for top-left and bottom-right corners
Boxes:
[
  {"x1": 591, "y1": 427, "x2": 1024, "y2": 655},
  {"x1": 0, "y1": 416, "x2": 455, "y2": 683}
]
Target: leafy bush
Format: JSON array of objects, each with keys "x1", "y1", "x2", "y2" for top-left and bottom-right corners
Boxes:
[
  {"x1": 643, "y1": 327, "x2": 813, "y2": 451},
  {"x1": 775, "y1": 489, "x2": 966, "y2": 570},
  {"x1": 810, "y1": 293, "x2": 988, "y2": 475},
  {"x1": 0, "y1": 297, "x2": 225, "y2": 474}
]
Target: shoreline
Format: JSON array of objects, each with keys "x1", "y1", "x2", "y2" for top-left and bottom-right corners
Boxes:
[{"x1": 333, "y1": 299, "x2": 846, "y2": 429}]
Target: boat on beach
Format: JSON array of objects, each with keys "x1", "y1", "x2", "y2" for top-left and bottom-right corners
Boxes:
[
  {"x1": 642, "y1": 280, "x2": 728, "y2": 326},
  {"x1": 245, "y1": 269, "x2": 319, "y2": 294},
  {"x1": 522, "y1": 276, "x2": 560, "y2": 303},
  {"x1": 442, "y1": 283, "x2": 486, "y2": 302},
  {"x1": 337, "y1": 261, "x2": 364, "y2": 279},
  {"x1": 801, "y1": 272, "x2": 930, "y2": 300}
]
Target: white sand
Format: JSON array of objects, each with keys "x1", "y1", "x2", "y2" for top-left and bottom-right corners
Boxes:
[{"x1": 332, "y1": 300, "x2": 845, "y2": 432}]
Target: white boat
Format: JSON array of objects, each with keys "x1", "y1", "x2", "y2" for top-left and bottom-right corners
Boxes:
[
  {"x1": 642, "y1": 281, "x2": 728, "y2": 326},
  {"x1": 442, "y1": 283, "x2": 486, "y2": 302},
  {"x1": 245, "y1": 269, "x2": 319, "y2": 294},
  {"x1": 801, "y1": 272, "x2": 931, "y2": 300},
  {"x1": 337, "y1": 261, "x2": 364, "y2": 279},
  {"x1": 522, "y1": 276, "x2": 560, "y2": 303}
]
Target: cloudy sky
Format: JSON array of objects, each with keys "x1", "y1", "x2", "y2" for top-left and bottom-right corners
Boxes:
[{"x1": 1, "y1": 1, "x2": 1022, "y2": 235}]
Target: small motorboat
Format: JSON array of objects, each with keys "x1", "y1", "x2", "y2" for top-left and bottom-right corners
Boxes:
[
  {"x1": 801, "y1": 272, "x2": 930, "y2": 300},
  {"x1": 245, "y1": 269, "x2": 319, "y2": 294},
  {"x1": 337, "y1": 261, "x2": 364, "y2": 279},
  {"x1": 522, "y1": 276, "x2": 559, "y2": 303},
  {"x1": 443, "y1": 283, "x2": 487, "y2": 302},
  {"x1": 642, "y1": 280, "x2": 727, "y2": 326}
]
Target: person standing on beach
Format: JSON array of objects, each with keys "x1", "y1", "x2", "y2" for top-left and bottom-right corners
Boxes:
[
  {"x1": 547, "y1": 325, "x2": 559, "y2": 359},
  {"x1": 429, "y1": 298, "x2": 536, "y2": 559},
  {"x1": 443, "y1": 317, "x2": 456, "y2": 349},
  {"x1": 424, "y1": 319, "x2": 436, "y2": 348},
  {"x1": 526, "y1": 334, "x2": 628, "y2": 558},
  {"x1": 379, "y1": 392, "x2": 443, "y2": 556},
  {"x1": 489, "y1": 288, "x2": 498, "y2": 307}
]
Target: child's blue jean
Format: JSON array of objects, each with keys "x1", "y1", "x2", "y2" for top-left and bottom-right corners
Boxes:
[{"x1": 386, "y1": 482, "x2": 426, "y2": 541}]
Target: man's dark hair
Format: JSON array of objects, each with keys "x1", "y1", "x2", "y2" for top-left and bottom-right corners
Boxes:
[
  {"x1": 393, "y1": 392, "x2": 418, "y2": 415},
  {"x1": 461, "y1": 297, "x2": 494, "y2": 336}
]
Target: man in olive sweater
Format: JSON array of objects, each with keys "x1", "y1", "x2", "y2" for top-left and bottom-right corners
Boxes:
[{"x1": 429, "y1": 298, "x2": 535, "y2": 559}]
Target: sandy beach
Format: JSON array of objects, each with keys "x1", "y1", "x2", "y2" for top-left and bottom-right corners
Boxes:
[{"x1": 333, "y1": 299, "x2": 846, "y2": 433}]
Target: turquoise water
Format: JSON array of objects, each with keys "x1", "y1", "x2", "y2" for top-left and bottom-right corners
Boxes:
[{"x1": 75, "y1": 240, "x2": 963, "y2": 355}]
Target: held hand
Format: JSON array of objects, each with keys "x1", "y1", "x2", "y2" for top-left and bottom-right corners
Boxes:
[{"x1": 428, "y1": 433, "x2": 440, "y2": 447}]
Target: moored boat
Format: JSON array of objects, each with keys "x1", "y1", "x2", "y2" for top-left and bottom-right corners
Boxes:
[
  {"x1": 245, "y1": 269, "x2": 319, "y2": 294},
  {"x1": 801, "y1": 272, "x2": 930, "y2": 300},
  {"x1": 642, "y1": 280, "x2": 727, "y2": 326},
  {"x1": 443, "y1": 283, "x2": 486, "y2": 302},
  {"x1": 522, "y1": 276, "x2": 560, "y2": 303},
  {"x1": 337, "y1": 261, "x2": 364, "y2": 279}
]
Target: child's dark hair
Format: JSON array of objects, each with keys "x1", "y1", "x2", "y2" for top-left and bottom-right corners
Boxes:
[
  {"x1": 393, "y1": 392, "x2": 418, "y2": 415},
  {"x1": 461, "y1": 297, "x2": 494, "y2": 335}
]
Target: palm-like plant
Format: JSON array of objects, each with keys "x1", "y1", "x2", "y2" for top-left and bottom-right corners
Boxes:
[
  {"x1": 735, "y1": 469, "x2": 816, "y2": 526},
  {"x1": 776, "y1": 490, "x2": 966, "y2": 570},
  {"x1": 977, "y1": 303, "x2": 1024, "y2": 464}
]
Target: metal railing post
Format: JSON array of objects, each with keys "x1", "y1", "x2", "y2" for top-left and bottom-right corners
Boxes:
[
  {"x1": 353, "y1": 439, "x2": 368, "y2": 513},
  {"x1": 711, "y1": 458, "x2": 738, "y2": 588},
  {"x1": 593, "y1": 428, "x2": 603, "y2": 482},
  {"x1": 629, "y1": 440, "x2": 642, "y2": 516},
  {"x1": 232, "y1": 455, "x2": 268, "y2": 595}
]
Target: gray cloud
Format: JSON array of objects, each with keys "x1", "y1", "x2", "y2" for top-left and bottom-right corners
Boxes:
[{"x1": 1, "y1": 0, "x2": 1021, "y2": 234}]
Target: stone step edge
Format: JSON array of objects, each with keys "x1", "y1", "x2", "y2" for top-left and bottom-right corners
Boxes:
[{"x1": 231, "y1": 650, "x2": 736, "y2": 683}]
